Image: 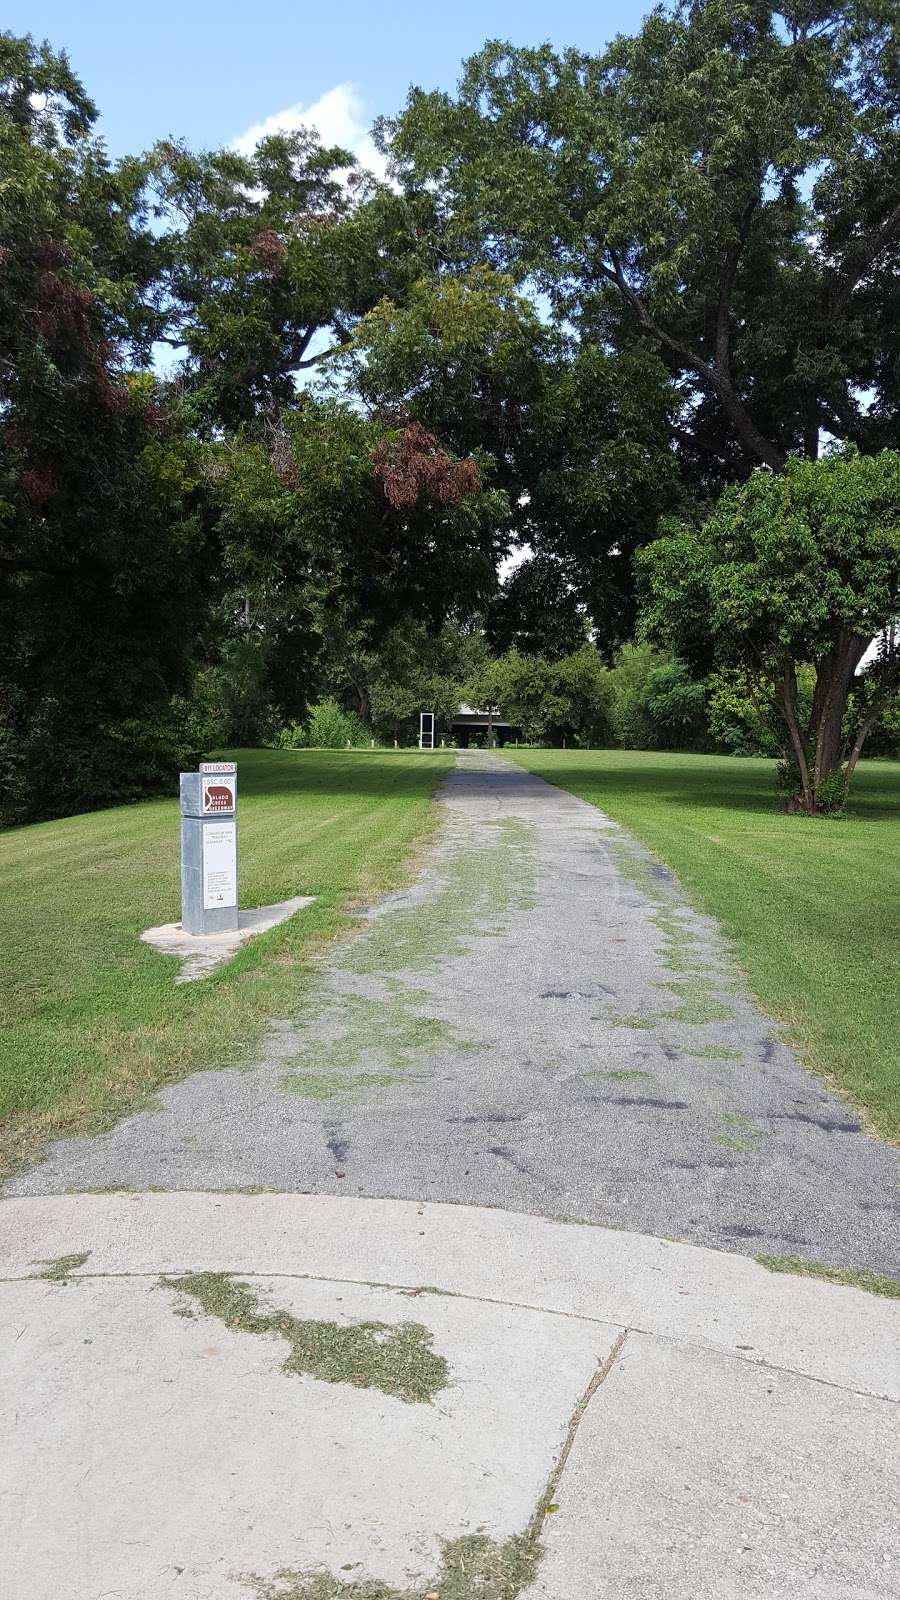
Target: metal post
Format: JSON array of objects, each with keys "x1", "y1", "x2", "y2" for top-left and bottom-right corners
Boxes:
[{"x1": 180, "y1": 761, "x2": 238, "y2": 935}]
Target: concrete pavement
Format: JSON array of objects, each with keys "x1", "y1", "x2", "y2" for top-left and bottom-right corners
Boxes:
[{"x1": 2, "y1": 1192, "x2": 898, "y2": 1599}]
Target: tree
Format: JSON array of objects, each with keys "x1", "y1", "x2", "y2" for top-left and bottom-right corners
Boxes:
[
  {"x1": 151, "y1": 134, "x2": 424, "y2": 431},
  {"x1": 317, "y1": 618, "x2": 488, "y2": 745},
  {"x1": 344, "y1": 266, "x2": 675, "y2": 649},
  {"x1": 466, "y1": 645, "x2": 613, "y2": 746},
  {"x1": 0, "y1": 34, "x2": 209, "y2": 820},
  {"x1": 639, "y1": 449, "x2": 900, "y2": 811},
  {"x1": 607, "y1": 645, "x2": 708, "y2": 750},
  {"x1": 206, "y1": 401, "x2": 505, "y2": 725},
  {"x1": 384, "y1": 3, "x2": 900, "y2": 480},
  {"x1": 488, "y1": 554, "x2": 589, "y2": 661}
]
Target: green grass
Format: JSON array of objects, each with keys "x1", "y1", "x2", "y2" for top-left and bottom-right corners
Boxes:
[
  {"x1": 161, "y1": 1272, "x2": 449, "y2": 1403},
  {"x1": 509, "y1": 750, "x2": 900, "y2": 1142},
  {"x1": 249, "y1": 1532, "x2": 538, "y2": 1599},
  {"x1": 28, "y1": 1251, "x2": 90, "y2": 1284},
  {"x1": 758, "y1": 1254, "x2": 900, "y2": 1299},
  {"x1": 0, "y1": 748, "x2": 452, "y2": 1176}
]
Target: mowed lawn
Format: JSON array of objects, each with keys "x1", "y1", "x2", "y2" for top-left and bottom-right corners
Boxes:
[
  {"x1": 511, "y1": 750, "x2": 900, "y2": 1144},
  {"x1": 0, "y1": 748, "x2": 452, "y2": 1176}
]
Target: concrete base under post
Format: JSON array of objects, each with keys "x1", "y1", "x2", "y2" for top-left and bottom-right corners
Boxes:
[{"x1": 141, "y1": 895, "x2": 315, "y2": 983}]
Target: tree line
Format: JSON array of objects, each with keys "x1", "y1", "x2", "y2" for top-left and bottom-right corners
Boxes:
[{"x1": 2, "y1": 3, "x2": 899, "y2": 821}]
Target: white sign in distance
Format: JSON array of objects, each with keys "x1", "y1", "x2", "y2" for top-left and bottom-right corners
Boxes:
[{"x1": 203, "y1": 820, "x2": 237, "y2": 910}]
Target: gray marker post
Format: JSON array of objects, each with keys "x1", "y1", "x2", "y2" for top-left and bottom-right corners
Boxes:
[{"x1": 179, "y1": 761, "x2": 238, "y2": 935}]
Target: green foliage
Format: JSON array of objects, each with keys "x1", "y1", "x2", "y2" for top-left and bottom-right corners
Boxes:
[
  {"x1": 319, "y1": 619, "x2": 488, "y2": 746},
  {"x1": 607, "y1": 646, "x2": 707, "y2": 752},
  {"x1": 705, "y1": 669, "x2": 777, "y2": 757},
  {"x1": 152, "y1": 131, "x2": 419, "y2": 430},
  {"x1": 0, "y1": 694, "x2": 215, "y2": 825},
  {"x1": 278, "y1": 700, "x2": 368, "y2": 750},
  {"x1": 345, "y1": 264, "x2": 676, "y2": 653},
  {"x1": 0, "y1": 36, "x2": 211, "y2": 822},
  {"x1": 640, "y1": 450, "x2": 900, "y2": 808},
  {"x1": 385, "y1": 4, "x2": 900, "y2": 478}
]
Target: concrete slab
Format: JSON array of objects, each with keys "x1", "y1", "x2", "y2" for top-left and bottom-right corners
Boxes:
[
  {"x1": 141, "y1": 894, "x2": 316, "y2": 982},
  {"x1": 0, "y1": 1270, "x2": 611, "y2": 1599},
  {"x1": 2, "y1": 1194, "x2": 898, "y2": 1599},
  {"x1": 525, "y1": 1332, "x2": 900, "y2": 1600},
  {"x1": 3, "y1": 1193, "x2": 899, "y2": 1402}
]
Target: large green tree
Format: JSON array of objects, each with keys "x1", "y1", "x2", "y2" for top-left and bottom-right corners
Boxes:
[
  {"x1": 383, "y1": 1, "x2": 900, "y2": 479},
  {"x1": 343, "y1": 266, "x2": 675, "y2": 649},
  {"x1": 151, "y1": 132, "x2": 425, "y2": 430},
  {"x1": 205, "y1": 400, "x2": 506, "y2": 725},
  {"x1": 0, "y1": 35, "x2": 208, "y2": 820}
]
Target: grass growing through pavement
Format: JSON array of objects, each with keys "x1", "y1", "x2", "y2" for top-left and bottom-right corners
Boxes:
[
  {"x1": 0, "y1": 748, "x2": 452, "y2": 1177},
  {"x1": 758, "y1": 1254, "x2": 900, "y2": 1300},
  {"x1": 28, "y1": 1251, "x2": 90, "y2": 1283},
  {"x1": 284, "y1": 817, "x2": 535, "y2": 1102},
  {"x1": 249, "y1": 1533, "x2": 538, "y2": 1600},
  {"x1": 161, "y1": 1272, "x2": 449, "y2": 1403},
  {"x1": 510, "y1": 750, "x2": 900, "y2": 1142}
]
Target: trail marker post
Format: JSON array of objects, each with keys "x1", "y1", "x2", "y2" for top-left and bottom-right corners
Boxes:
[
  {"x1": 418, "y1": 710, "x2": 435, "y2": 750},
  {"x1": 179, "y1": 761, "x2": 238, "y2": 935}
]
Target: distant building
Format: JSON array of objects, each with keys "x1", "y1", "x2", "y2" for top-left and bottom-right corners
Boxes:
[{"x1": 450, "y1": 705, "x2": 521, "y2": 748}]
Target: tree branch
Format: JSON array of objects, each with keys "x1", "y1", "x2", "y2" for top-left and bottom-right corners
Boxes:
[
  {"x1": 779, "y1": 656, "x2": 813, "y2": 802},
  {"x1": 829, "y1": 196, "x2": 900, "y2": 315},
  {"x1": 601, "y1": 248, "x2": 785, "y2": 472}
]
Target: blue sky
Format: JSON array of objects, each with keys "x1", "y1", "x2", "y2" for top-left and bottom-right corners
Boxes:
[{"x1": 7, "y1": 0, "x2": 647, "y2": 159}]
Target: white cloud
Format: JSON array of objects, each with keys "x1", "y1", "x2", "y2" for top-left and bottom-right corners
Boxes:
[{"x1": 231, "y1": 84, "x2": 386, "y2": 181}]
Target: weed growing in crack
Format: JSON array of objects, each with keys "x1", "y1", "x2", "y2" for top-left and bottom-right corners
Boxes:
[
  {"x1": 281, "y1": 818, "x2": 535, "y2": 1098},
  {"x1": 29, "y1": 1251, "x2": 89, "y2": 1284},
  {"x1": 343, "y1": 818, "x2": 538, "y2": 980},
  {"x1": 687, "y1": 1045, "x2": 742, "y2": 1062},
  {"x1": 659, "y1": 981, "x2": 733, "y2": 1026},
  {"x1": 587, "y1": 1068, "x2": 652, "y2": 1081}
]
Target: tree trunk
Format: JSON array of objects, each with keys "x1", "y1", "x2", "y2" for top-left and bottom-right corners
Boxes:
[{"x1": 781, "y1": 636, "x2": 872, "y2": 813}]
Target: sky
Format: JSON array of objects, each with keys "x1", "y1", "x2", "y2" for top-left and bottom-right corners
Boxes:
[{"x1": 7, "y1": 0, "x2": 647, "y2": 163}]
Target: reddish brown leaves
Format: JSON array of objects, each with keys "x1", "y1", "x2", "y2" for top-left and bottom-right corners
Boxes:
[
  {"x1": 248, "y1": 229, "x2": 286, "y2": 272},
  {"x1": 373, "y1": 422, "x2": 481, "y2": 511},
  {"x1": 19, "y1": 467, "x2": 57, "y2": 508}
]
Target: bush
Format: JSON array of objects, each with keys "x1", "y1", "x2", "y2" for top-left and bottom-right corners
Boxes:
[
  {"x1": 0, "y1": 693, "x2": 212, "y2": 825},
  {"x1": 705, "y1": 669, "x2": 779, "y2": 756},
  {"x1": 609, "y1": 645, "x2": 707, "y2": 750},
  {"x1": 195, "y1": 637, "x2": 280, "y2": 747},
  {"x1": 277, "y1": 699, "x2": 368, "y2": 750}
]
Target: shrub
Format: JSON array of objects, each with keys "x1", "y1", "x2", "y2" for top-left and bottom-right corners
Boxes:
[
  {"x1": 277, "y1": 699, "x2": 368, "y2": 750},
  {"x1": 705, "y1": 669, "x2": 779, "y2": 756},
  {"x1": 609, "y1": 645, "x2": 707, "y2": 750},
  {"x1": 0, "y1": 693, "x2": 211, "y2": 825}
]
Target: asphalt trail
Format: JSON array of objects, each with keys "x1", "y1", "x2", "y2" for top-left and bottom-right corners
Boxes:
[{"x1": 10, "y1": 752, "x2": 900, "y2": 1274}]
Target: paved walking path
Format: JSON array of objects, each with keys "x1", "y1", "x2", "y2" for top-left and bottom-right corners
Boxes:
[
  {"x1": 9, "y1": 751, "x2": 900, "y2": 1276},
  {"x1": 2, "y1": 1192, "x2": 899, "y2": 1600}
]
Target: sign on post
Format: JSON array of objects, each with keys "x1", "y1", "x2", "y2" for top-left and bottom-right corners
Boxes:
[
  {"x1": 419, "y1": 710, "x2": 435, "y2": 750},
  {"x1": 180, "y1": 761, "x2": 239, "y2": 935}
]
